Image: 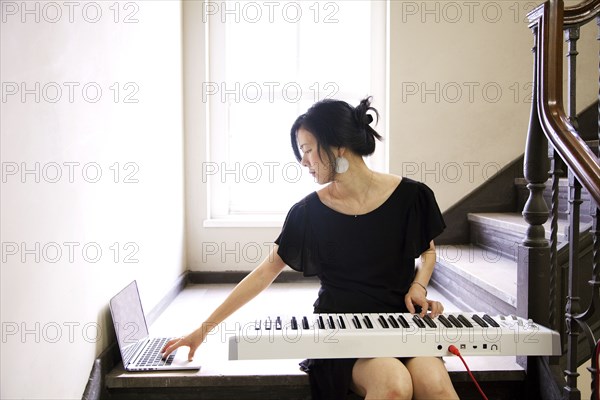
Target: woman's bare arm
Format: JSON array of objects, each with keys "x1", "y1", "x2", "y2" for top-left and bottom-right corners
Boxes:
[
  {"x1": 162, "y1": 246, "x2": 287, "y2": 360},
  {"x1": 404, "y1": 240, "x2": 443, "y2": 317}
]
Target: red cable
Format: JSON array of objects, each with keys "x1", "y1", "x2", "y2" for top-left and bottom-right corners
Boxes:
[{"x1": 448, "y1": 345, "x2": 489, "y2": 400}]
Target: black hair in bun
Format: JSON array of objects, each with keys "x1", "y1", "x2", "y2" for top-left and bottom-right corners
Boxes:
[{"x1": 290, "y1": 96, "x2": 382, "y2": 166}]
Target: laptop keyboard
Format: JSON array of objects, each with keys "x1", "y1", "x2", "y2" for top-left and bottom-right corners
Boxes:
[{"x1": 137, "y1": 337, "x2": 176, "y2": 367}]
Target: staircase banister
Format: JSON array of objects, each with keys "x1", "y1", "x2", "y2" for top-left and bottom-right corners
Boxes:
[
  {"x1": 536, "y1": 0, "x2": 600, "y2": 208},
  {"x1": 564, "y1": 0, "x2": 600, "y2": 27},
  {"x1": 527, "y1": 3, "x2": 546, "y2": 26},
  {"x1": 528, "y1": 0, "x2": 600, "y2": 29}
]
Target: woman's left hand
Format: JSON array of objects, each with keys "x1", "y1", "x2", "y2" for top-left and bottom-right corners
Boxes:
[{"x1": 404, "y1": 285, "x2": 444, "y2": 318}]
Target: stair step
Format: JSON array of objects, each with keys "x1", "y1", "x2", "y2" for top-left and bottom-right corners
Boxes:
[
  {"x1": 433, "y1": 245, "x2": 516, "y2": 316},
  {"x1": 437, "y1": 245, "x2": 517, "y2": 304},
  {"x1": 468, "y1": 212, "x2": 570, "y2": 260},
  {"x1": 469, "y1": 212, "x2": 569, "y2": 241}
]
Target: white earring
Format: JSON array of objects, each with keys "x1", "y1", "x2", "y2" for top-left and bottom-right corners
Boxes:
[{"x1": 335, "y1": 156, "x2": 349, "y2": 174}]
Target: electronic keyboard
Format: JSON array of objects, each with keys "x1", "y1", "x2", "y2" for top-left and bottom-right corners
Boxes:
[{"x1": 228, "y1": 312, "x2": 561, "y2": 360}]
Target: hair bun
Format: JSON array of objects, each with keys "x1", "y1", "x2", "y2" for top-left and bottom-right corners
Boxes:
[
  {"x1": 354, "y1": 96, "x2": 378, "y2": 128},
  {"x1": 289, "y1": 96, "x2": 382, "y2": 166}
]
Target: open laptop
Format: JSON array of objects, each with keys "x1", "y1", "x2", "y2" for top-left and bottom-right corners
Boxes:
[{"x1": 109, "y1": 280, "x2": 202, "y2": 371}]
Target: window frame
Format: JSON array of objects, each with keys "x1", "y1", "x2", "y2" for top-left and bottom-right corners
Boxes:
[{"x1": 203, "y1": 1, "x2": 388, "y2": 228}]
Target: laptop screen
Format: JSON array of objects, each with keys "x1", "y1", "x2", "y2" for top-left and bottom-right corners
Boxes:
[{"x1": 109, "y1": 281, "x2": 150, "y2": 365}]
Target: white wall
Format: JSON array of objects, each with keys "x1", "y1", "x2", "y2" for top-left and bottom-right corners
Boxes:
[
  {"x1": 186, "y1": 0, "x2": 598, "y2": 272},
  {"x1": 0, "y1": 2, "x2": 185, "y2": 399},
  {"x1": 1, "y1": 1, "x2": 595, "y2": 397}
]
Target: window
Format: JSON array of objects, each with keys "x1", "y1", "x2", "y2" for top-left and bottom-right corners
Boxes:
[{"x1": 203, "y1": 0, "x2": 387, "y2": 226}]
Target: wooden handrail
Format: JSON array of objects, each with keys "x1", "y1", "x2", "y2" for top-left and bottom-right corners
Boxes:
[
  {"x1": 530, "y1": 0, "x2": 600, "y2": 207},
  {"x1": 527, "y1": 0, "x2": 600, "y2": 26},
  {"x1": 564, "y1": 0, "x2": 600, "y2": 26}
]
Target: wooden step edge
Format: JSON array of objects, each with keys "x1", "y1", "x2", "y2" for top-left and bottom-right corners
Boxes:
[{"x1": 106, "y1": 358, "x2": 525, "y2": 389}]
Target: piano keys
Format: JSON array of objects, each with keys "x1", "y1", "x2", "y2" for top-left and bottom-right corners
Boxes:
[{"x1": 228, "y1": 312, "x2": 561, "y2": 360}]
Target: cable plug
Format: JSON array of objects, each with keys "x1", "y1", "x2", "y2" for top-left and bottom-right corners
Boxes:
[{"x1": 448, "y1": 345, "x2": 460, "y2": 356}]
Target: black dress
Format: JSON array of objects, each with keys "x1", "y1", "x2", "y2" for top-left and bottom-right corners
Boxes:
[{"x1": 275, "y1": 177, "x2": 446, "y2": 400}]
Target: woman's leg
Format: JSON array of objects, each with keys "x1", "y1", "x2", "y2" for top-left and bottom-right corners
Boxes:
[
  {"x1": 351, "y1": 357, "x2": 413, "y2": 400},
  {"x1": 405, "y1": 357, "x2": 459, "y2": 399}
]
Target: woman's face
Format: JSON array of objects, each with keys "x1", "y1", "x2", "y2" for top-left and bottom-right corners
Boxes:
[{"x1": 296, "y1": 128, "x2": 333, "y2": 185}]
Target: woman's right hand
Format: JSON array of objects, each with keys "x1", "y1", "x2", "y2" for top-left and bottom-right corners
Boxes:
[
  {"x1": 161, "y1": 325, "x2": 208, "y2": 361},
  {"x1": 161, "y1": 248, "x2": 286, "y2": 361}
]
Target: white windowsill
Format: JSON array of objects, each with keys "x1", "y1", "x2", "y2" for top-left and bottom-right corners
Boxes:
[{"x1": 203, "y1": 216, "x2": 285, "y2": 228}]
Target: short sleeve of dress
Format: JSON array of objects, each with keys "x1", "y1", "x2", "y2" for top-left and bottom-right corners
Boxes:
[
  {"x1": 275, "y1": 196, "x2": 320, "y2": 277},
  {"x1": 403, "y1": 182, "x2": 446, "y2": 258}
]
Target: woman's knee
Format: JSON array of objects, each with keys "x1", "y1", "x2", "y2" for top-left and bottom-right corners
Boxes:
[
  {"x1": 352, "y1": 358, "x2": 413, "y2": 400},
  {"x1": 361, "y1": 377, "x2": 413, "y2": 400},
  {"x1": 406, "y1": 357, "x2": 458, "y2": 399},
  {"x1": 378, "y1": 379, "x2": 413, "y2": 400}
]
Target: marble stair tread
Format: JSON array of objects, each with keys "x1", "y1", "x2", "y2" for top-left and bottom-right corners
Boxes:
[
  {"x1": 435, "y1": 244, "x2": 517, "y2": 308},
  {"x1": 468, "y1": 212, "x2": 572, "y2": 242}
]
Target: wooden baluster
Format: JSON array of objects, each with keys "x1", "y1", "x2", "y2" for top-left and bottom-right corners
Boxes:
[
  {"x1": 548, "y1": 147, "x2": 563, "y2": 334},
  {"x1": 590, "y1": 15, "x2": 600, "y2": 400},
  {"x1": 564, "y1": 24, "x2": 581, "y2": 367},
  {"x1": 594, "y1": 17, "x2": 600, "y2": 282},
  {"x1": 565, "y1": 172, "x2": 583, "y2": 400},
  {"x1": 590, "y1": 224, "x2": 600, "y2": 399},
  {"x1": 566, "y1": 27, "x2": 580, "y2": 131},
  {"x1": 519, "y1": 21, "x2": 551, "y2": 352},
  {"x1": 564, "y1": 22, "x2": 587, "y2": 400},
  {"x1": 588, "y1": 205, "x2": 599, "y2": 399},
  {"x1": 544, "y1": 24, "x2": 579, "y2": 339}
]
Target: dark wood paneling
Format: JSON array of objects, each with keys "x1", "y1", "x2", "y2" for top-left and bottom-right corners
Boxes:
[{"x1": 187, "y1": 271, "x2": 319, "y2": 284}]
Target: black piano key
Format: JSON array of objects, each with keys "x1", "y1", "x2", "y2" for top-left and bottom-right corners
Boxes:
[
  {"x1": 265, "y1": 318, "x2": 272, "y2": 330},
  {"x1": 318, "y1": 316, "x2": 325, "y2": 329},
  {"x1": 255, "y1": 319, "x2": 261, "y2": 330},
  {"x1": 447, "y1": 315, "x2": 463, "y2": 328},
  {"x1": 457, "y1": 314, "x2": 473, "y2": 328},
  {"x1": 378, "y1": 315, "x2": 389, "y2": 329},
  {"x1": 482, "y1": 314, "x2": 500, "y2": 327},
  {"x1": 388, "y1": 315, "x2": 400, "y2": 328},
  {"x1": 423, "y1": 315, "x2": 437, "y2": 328},
  {"x1": 471, "y1": 314, "x2": 488, "y2": 328},
  {"x1": 437, "y1": 315, "x2": 452, "y2": 328},
  {"x1": 352, "y1": 315, "x2": 362, "y2": 329},
  {"x1": 275, "y1": 316, "x2": 282, "y2": 330},
  {"x1": 338, "y1": 316, "x2": 346, "y2": 329},
  {"x1": 302, "y1": 316, "x2": 310, "y2": 329},
  {"x1": 412, "y1": 314, "x2": 426, "y2": 328},
  {"x1": 291, "y1": 316, "x2": 298, "y2": 330},
  {"x1": 328, "y1": 315, "x2": 335, "y2": 329},
  {"x1": 397, "y1": 315, "x2": 410, "y2": 328},
  {"x1": 363, "y1": 315, "x2": 374, "y2": 329}
]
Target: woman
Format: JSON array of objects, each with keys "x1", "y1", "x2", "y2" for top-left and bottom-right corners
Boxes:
[{"x1": 163, "y1": 97, "x2": 459, "y2": 400}]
